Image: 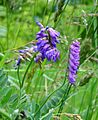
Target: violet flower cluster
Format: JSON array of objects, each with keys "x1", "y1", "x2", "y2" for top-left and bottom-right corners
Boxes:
[
  {"x1": 68, "y1": 41, "x2": 80, "y2": 84},
  {"x1": 16, "y1": 22, "x2": 60, "y2": 66},
  {"x1": 35, "y1": 22, "x2": 60, "y2": 62},
  {"x1": 16, "y1": 46, "x2": 37, "y2": 66}
]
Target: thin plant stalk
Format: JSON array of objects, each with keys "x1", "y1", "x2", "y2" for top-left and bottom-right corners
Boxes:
[
  {"x1": 21, "y1": 54, "x2": 36, "y2": 88},
  {"x1": 78, "y1": 88, "x2": 87, "y2": 114},
  {"x1": 6, "y1": 1, "x2": 9, "y2": 50},
  {"x1": 54, "y1": 0, "x2": 70, "y2": 28},
  {"x1": 57, "y1": 83, "x2": 72, "y2": 117},
  {"x1": 42, "y1": 0, "x2": 48, "y2": 24},
  {"x1": 79, "y1": 47, "x2": 98, "y2": 68},
  {"x1": 46, "y1": 0, "x2": 56, "y2": 26},
  {"x1": 85, "y1": 79, "x2": 97, "y2": 120},
  {"x1": 34, "y1": 69, "x2": 44, "y2": 103},
  {"x1": 95, "y1": 111, "x2": 98, "y2": 120},
  {"x1": 17, "y1": 65, "x2": 21, "y2": 89},
  {"x1": 90, "y1": 93, "x2": 98, "y2": 120}
]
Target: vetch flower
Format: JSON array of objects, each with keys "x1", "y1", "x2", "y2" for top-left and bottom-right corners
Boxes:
[
  {"x1": 68, "y1": 40, "x2": 80, "y2": 84},
  {"x1": 36, "y1": 39, "x2": 60, "y2": 62},
  {"x1": 16, "y1": 45, "x2": 37, "y2": 66},
  {"x1": 15, "y1": 22, "x2": 60, "y2": 67},
  {"x1": 36, "y1": 22, "x2": 60, "y2": 62}
]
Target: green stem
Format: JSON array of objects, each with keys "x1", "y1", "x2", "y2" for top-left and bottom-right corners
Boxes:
[
  {"x1": 80, "y1": 47, "x2": 98, "y2": 68},
  {"x1": 78, "y1": 88, "x2": 86, "y2": 114},
  {"x1": 85, "y1": 80, "x2": 97, "y2": 120},
  {"x1": 57, "y1": 83, "x2": 72, "y2": 116},
  {"x1": 95, "y1": 111, "x2": 98, "y2": 120},
  {"x1": 54, "y1": 0, "x2": 70, "y2": 28},
  {"x1": 42, "y1": 0, "x2": 48, "y2": 24},
  {"x1": 46, "y1": 0, "x2": 56, "y2": 26},
  {"x1": 21, "y1": 54, "x2": 36, "y2": 88},
  {"x1": 6, "y1": 1, "x2": 9, "y2": 50},
  {"x1": 17, "y1": 65, "x2": 21, "y2": 89},
  {"x1": 90, "y1": 93, "x2": 98, "y2": 119}
]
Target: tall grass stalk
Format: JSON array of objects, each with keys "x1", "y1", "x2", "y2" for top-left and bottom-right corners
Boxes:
[
  {"x1": 13, "y1": 24, "x2": 21, "y2": 48},
  {"x1": 85, "y1": 79, "x2": 97, "y2": 120},
  {"x1": 93, "y1": 16, "x2": 98, "y2": 48},
  {"x1": 78, "y1": 86, "x2": 87, "y2": 114},
  {"x1": 95, "y1": 111, "x2": 98, "y2": 120},
  {"x1": 54, "y1": 0, "x2": 70, "y2": 28},
  {"x1": 33, "y1": 69, "x2": 44, "y2": 102},
  {"x1": 17, "y1": 65, "x2": 21, "y2": 89},
  {"x1": 46, "y1": 0, "x2": 56, "y2": 26},
  {"x1": 90, "y1": 92, "x2": 98, "y2": 120},
  {"x1": 6, "y1": 1, "x2": 9, "y2": 50},
  {"x1": 42, "y1": 0, "x2": 48, "y2": 24}
]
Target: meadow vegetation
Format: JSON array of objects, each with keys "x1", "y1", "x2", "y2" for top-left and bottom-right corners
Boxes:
[{"x1": 0, "y1": 0, "x2": 98, "y2": 120}]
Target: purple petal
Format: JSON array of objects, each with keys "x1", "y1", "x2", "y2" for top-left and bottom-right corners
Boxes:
[
  {"x1": 16, "y1": 57, "x2": 21, "y2": 66},
  {"x1": 48, "y1": 28, "x2": 60, "y2": 38},
  {"x1": 36, "y1": 21, "x2": 44, "y2": 29}
]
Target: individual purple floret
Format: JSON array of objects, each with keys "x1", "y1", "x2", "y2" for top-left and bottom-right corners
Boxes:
[
  {"x1": 68, "y1": 40, "x2": 80, "y2": 84},
  {"x1": 36, "y1": 28, "x2": 48, "y2": 40},
  {"x1": 34, "y1": 53, "x2": 43, "y2": 62},
  {"x1": 36, "y1": 21, "x2": 44, "y2": 29},
  {"x1": 16, "y1": 57, "x2": 21, "y2": 66},
  {"x1": 36, "y1": 39, "x2": 50, "y2": 57},
  {"x1": 35, "y1": 21, "x2": 60, "y2": 62},
  {"x1": 47, "y1": 28, "x2": 60, "y2": 47},
  {"x1": 47, "y1": 28, "x2": 60, "y2": 40},
  {"x1": 46, "y1": 48, "x2": 60, "y2": 62}
]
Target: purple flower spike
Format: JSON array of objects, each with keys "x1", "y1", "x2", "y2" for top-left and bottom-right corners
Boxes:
[
  {"x1": 15, "y1": 22, "x2": 60, "y2": 67},
  {"x1": 68, "y1": 40, "x2": 80, "y2": 84},
  {"x1": 36, "y1": 22, "x2": 60, "y2": 62}
]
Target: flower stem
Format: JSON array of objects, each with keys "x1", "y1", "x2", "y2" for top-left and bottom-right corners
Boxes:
[
  {"x1": 21, "y1": 54, "x2": 36, "y2": 88},
  {"x1": 57, "y1": 83, "x2": 72, "y2": 117},
  {"x1": 17, "y1": 65, "x2": 21, "y2": 89}
]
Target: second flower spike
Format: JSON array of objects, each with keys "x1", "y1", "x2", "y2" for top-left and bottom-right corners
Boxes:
[{"x1": 68, "y1": 40, "x2": 80, "y2": 84}]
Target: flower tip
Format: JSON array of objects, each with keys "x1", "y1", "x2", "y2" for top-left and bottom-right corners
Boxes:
[
  {"x1": 16, "y1": 58, "x2": 21, "y2": 66},
  {"x1": 36, "y1": 21, "x2": 44, "y2": 29}
]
